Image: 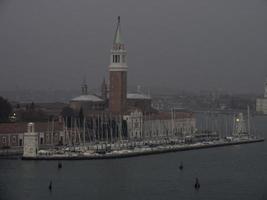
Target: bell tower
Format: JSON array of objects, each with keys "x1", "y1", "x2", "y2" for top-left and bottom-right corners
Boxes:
[{"x1": 109, "y1": 16, "x2": 128, "y2": 113}]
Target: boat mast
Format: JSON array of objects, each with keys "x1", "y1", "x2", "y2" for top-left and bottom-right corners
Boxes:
[
  {"x1": 83, "y1": 117, "x2": 86, "y2": 146},
  {"x1": 51, "y1": 117, "x2": 54, "y2": 146},
  {"x1": 247, "y1": 105, "x2": 251, "y2": 137},
  {"x1": 171, "y1": 108, "x2": 174, "y2": 137}
]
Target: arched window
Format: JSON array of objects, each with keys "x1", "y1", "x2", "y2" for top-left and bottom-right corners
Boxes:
[
  {"x1": 113, "y1": 55, "x2": 120, "y2": 63},
  {"x1": 40, "y1": 137, "x2": 44, "y2": 145},
  {"x1": 122, "y1": 55, "x2": 126, "y2": 63}
]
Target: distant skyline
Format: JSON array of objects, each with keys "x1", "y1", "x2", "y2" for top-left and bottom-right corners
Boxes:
[{"x1": 0, "y1": 0, "x2": 267, "y2": 94}]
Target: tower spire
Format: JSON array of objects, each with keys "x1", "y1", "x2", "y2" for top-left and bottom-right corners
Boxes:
[{"x1": 113, "y1": 16, "x2": 124, "y2": 48}]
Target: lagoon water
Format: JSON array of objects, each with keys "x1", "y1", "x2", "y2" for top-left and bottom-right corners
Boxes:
[{"x1": 0, "y1": 115, "x2": 266, "y2": 200}]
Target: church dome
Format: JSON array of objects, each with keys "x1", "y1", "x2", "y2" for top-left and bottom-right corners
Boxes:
[{"x1": 71, "y1": 95, "x2": 103, "y2": 102}]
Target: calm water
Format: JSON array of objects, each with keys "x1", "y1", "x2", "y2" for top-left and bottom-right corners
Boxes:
[{"x1": 0, "y1": 115, "x2": 266, "y2": 200}]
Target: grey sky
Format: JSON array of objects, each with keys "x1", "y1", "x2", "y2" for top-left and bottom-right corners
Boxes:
[{"x1": 0, "y1": 0, "x2": 267, "y2": 94}]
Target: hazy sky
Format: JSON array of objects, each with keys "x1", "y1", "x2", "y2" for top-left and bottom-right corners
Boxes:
[{"x1": 0, "y1": 0, "x2": 267, "y2": 94}]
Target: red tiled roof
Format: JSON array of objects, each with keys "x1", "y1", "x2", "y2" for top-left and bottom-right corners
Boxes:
[{"x1": 0, "y1": 122, "x2": 63, "y2": 134}]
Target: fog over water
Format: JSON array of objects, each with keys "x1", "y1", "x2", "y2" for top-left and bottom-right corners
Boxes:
[{"x1": 0, "y1": 0, "x2": 267, "y2": 93}]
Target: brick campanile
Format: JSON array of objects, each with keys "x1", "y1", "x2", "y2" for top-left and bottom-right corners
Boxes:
[{"x1": 109, "y1": 16, "x2": 128, "y2": 114}]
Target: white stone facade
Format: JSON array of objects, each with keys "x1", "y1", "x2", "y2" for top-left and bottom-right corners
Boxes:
[
  {"x1": 256, "y1": 78, "x2": 267, "y2": 115},
  {"x1": 142, "y1": 118, "x2": 196, "y2": 138},
  {"x1": 256, "y1": 98, "x2": 267, "y2": 114},
  {"x1": 124, "y1": 111, "x2": 196, "y2": 139},
  {"x1": 123, "y1": 110, "x2": 143, "y2": 139}
]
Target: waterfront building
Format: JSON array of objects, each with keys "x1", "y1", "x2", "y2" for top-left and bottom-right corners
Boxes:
[
  {"x1": 256, "y1": 78, "x2": 267, "y2": 114},
  {"x1": 0, "y1": 123, "x2": 24, "y2": 148},
  {"x1": 0, "y1": 121, "x2": 64, "y2": 149},
  {"x1": 142, "y1": 111, "x2": 196, "y2": 138}
]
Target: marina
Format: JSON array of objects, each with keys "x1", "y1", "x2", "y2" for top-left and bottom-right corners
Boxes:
[
  {"x1": 22, "y1": 137, "x2": 264, "y2": 160},
  {"x1": 21, "y1": 105, "x2": 265, "y2": 160}
]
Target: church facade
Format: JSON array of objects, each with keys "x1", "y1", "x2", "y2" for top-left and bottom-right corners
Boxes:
[{"x1": 68, "y1": 17, "x2": 196, "y2": 139}]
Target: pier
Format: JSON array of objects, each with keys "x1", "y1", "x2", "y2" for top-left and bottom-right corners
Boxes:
[{"x1": 22, "y1": 137, "x2": 264, "y2": 160}]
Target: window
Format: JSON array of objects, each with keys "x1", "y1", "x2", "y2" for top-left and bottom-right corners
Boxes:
[
  {"x1": 60, "y1": 136, "x2": 63, "y2": 144},
  {"x1": 2, "y1": 137, "x2": 6, "y2": 144},
  {"x1": 12, "y1": 136, "x2": 16, "y2": 143},
  {"x1": 19, "y1": 139, "x2": 23, "y2": 146},
  {"x1": 113, "y1": 55, "x2": 120, "y2": 63}
]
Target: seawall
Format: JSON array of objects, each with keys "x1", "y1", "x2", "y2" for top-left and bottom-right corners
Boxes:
[{"x1": 22, "y1": 138, "x2": 265, "y2": 160}]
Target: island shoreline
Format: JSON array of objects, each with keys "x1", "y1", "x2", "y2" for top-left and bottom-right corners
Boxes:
[{"x1": 21, "y1": 138, "x2": 265, "y2": 160}]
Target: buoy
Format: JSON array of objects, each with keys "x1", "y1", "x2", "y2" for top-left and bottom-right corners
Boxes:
[
  {"x1": 49, "y1": 181, "x2": 52, "y2": 191},
  {"x1": 179, "y1": 162, "x2": 183, "y2": 170},
  {"x1": 194, "y1": 178, "x2": 200, "y2": 190},
  {"x1": 58, "y1": 162, "x2": 62, "y2": 169}
]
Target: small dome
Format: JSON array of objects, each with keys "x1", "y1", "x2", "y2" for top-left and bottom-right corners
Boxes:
[{"x1": 127, "y1": 93, "x2": 151, "y2": 100}]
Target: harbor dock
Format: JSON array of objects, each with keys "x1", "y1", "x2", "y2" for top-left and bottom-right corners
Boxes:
[{"x1": 22, "y1": 138, "x2": 264, "y2": 160}]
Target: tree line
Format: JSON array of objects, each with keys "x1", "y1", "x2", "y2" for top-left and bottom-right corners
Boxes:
[{"x1": 0, "y1": 96, "x2": 13, "y2": 123}]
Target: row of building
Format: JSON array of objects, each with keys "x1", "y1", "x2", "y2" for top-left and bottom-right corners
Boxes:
[
  {"x1": 0, "y1": 110, "x2": 196, "y2": 148},
  {"x1": 0, "y1": 121, "x2": 63, "y2": 148}
]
